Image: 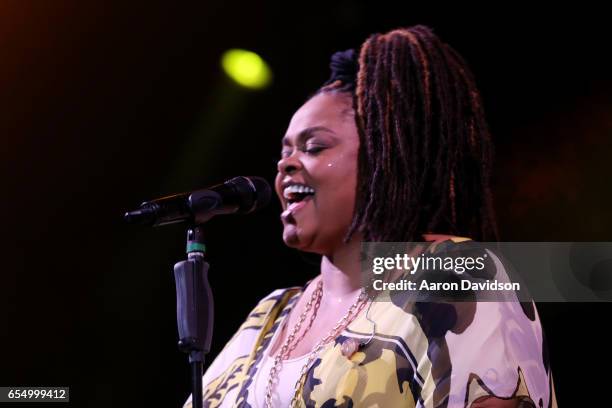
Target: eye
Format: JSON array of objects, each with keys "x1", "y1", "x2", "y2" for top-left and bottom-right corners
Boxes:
[{"x1": 304, "y1": 145, "x2": 325, "y2": 155}]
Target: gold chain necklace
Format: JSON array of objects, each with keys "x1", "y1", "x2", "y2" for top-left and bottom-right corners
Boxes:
[{"x1": 264, "y1": 280, "x2": 369, "y2": 407}]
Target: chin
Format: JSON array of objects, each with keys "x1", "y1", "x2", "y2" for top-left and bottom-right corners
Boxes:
[
  {"x1": 283, "y1": 231, "x2": 312, "y2": 251},
  {"x1": 283, "y1": 228, "x2": 342, "y2": 257},
  {"x1": 282, "y1": 227, "x2": 320, "y2": 253}
]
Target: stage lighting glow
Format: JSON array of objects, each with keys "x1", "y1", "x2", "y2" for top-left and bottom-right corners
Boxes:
[{"x1": 221, "y1": 49, "x2": 272, "y2": 90}]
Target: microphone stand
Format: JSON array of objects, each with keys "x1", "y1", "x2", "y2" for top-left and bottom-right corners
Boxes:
[{"x1": 173, "y1": 226, "x2": 213, "y2": 408}]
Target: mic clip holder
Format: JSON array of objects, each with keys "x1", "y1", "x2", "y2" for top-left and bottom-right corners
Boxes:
[{"x1": 173, "y1": 225, "x2": 213, "y2": 408}]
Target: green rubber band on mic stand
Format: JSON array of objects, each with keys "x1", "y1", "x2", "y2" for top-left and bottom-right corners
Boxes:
[{"x1": 186, "y1": 242, "x2": 206, "y2": 254}]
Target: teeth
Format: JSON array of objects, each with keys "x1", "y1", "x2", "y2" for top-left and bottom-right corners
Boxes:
[{"x1": 283, "y1": 184, "x2": 315, "y2": 198}]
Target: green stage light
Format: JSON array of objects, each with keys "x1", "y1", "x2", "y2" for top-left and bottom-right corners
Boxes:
[{"x1": 221, "y1": 49, "x2": 272, "y2": 90}]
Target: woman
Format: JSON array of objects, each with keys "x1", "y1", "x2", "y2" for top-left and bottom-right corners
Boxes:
[{"x1": 184, "y1": 25, "x2": 556, "y2": 407}]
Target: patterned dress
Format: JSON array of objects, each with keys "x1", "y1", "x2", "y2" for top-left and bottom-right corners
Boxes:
[{"x1": 183, "y1": 237, "x2": 557, "y2": 407}]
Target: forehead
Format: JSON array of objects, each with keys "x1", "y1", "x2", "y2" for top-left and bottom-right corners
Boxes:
[{"x1": 285, "y1": 93, "x2": 353, "y2": 137}]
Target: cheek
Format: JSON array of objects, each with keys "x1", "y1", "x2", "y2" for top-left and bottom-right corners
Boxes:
[{"x1": 317, "y1": 154, "x2": 358, "y2": 207}]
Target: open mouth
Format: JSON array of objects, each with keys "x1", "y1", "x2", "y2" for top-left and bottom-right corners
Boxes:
[{"x1": 283, "y1": 183, "x2": 315, "y2": 210}]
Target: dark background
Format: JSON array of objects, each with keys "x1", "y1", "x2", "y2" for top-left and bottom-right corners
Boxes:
[{"x1": 1, "y1": 1, "x2": 610, "y2": 406}]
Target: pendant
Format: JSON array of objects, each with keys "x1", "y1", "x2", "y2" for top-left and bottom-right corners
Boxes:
[{"x1": 340, "y1": 338, "x2": 361, "y2": 358}]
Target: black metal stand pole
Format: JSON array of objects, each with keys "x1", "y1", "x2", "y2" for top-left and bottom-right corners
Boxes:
[
  {"x1": 173, "y1": 226, "x2": 214, "y2": 408},
  {"x1": 191, "y1": 359, "x2": 203, "y2": 407}
]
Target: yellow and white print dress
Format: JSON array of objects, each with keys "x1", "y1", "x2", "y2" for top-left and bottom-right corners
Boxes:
[{"x1": 184, "y1": 238, "x2": 557, "y2": 408}]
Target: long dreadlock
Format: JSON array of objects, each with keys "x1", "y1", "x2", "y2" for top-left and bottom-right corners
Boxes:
[{"x1": 317, "y1": 25, "x2": 499, "y2": 242}]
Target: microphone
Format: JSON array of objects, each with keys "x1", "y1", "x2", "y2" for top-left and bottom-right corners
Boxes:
[{"x1": 124, "y1": 176, "x2": 272, "y2": 227}]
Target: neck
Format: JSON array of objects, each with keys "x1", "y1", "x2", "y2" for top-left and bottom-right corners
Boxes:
[{"x1": 319, "y1": 233, "x2": 363, "y2": 299}]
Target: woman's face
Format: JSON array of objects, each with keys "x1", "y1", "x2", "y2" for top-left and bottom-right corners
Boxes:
[{"x1": 275, "y1": 92, "x2": 359, "y2": 255}]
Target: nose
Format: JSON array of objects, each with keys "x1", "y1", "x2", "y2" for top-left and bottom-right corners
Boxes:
[{"x1": 277, "y1": 154, "x2": 302, "y2": 175}]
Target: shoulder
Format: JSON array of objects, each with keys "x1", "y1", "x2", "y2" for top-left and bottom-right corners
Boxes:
[
  {"x1": 253, "y1": 286, "x2": 302, "y2": 311},
  {"x1": 189, "y1": 286, "x2": 303, "y2": 408},
  {"x1": 258, "y1": 286, "x2": 303, "y2": 304},
  {"x1": 423, "y1": 233, "x2": 476, "y2": 253},
  {"x1": 234, "y1": 286, "x2": 302, "y2": 334}
]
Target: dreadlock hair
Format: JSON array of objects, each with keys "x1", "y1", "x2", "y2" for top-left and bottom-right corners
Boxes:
[{"x1": 315, "y1": 25, "x2": 499, "y2": 243}]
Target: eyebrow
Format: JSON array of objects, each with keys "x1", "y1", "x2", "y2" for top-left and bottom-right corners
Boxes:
[{"x1": 281, "y1": 126, "x2": 337, "y2": 146}]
